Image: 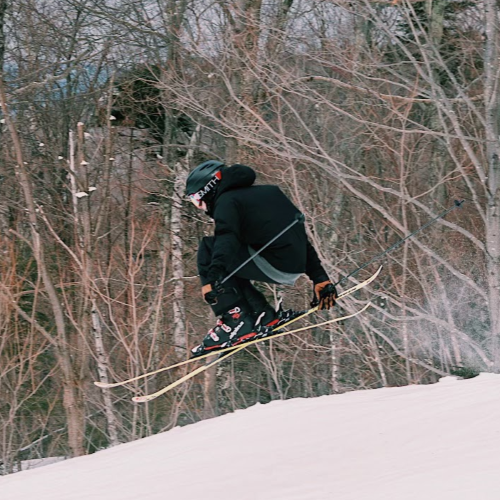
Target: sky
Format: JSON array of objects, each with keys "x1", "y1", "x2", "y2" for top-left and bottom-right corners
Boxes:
[{"x1": 1, "y1": 373, "x2": 499, "y2": 500}]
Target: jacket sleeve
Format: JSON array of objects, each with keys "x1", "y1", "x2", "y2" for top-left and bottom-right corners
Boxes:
[
  {"x1": 305, "y1": 239, "x2": 330, "y2": 284},
  {"x1": 207, "y1": 196, "x2": 242, "y2": 283}
]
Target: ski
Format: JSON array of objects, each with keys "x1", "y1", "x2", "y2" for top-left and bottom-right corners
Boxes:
[
  {"x1": 132, "y1": 303, "x2": 372, "y2": 403},
  {"x1": 94, "y1": 266, "x2": 382, "y2": 390}
]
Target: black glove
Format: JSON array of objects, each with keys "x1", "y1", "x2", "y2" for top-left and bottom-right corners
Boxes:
[
  {"x1": 202, "y1": 281, "x2": 224, "y2": 306},
  {"x1": 312, "y1": 281, "x2": 337, "y2": 310}
]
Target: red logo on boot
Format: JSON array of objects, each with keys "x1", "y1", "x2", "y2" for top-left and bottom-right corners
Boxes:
[
  {"x1": 208, "y1": 328, "x2": 219, "y2": 341},
  {"x1": 228, "y1": 307, "x2": 241, "y2": 319},
  {"x1": 221, "y1": 323, "x2": 232, "y2": 333}
]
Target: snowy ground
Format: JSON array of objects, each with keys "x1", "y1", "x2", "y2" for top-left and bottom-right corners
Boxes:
[{"x1": 1, "y1": 373, "x2": 500, "y2": 500}]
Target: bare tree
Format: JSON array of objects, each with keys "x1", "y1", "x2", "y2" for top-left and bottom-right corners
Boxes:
[
  {"x1": 483, "y1": 0, "x2": 500, "y2": 364},
  {"x1": 0, "y1": 0, "x2": 9, "y2": 233}
]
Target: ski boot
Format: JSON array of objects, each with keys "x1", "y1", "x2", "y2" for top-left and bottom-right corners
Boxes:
[
  {"x1": 254, "y1": 298, "x2": 305, "y2": 340},
  {"x1": 191, "y1": 306, "x2": 261, "y2": 357}
]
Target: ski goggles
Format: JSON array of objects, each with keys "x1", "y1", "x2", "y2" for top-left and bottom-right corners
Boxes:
[
  {"x1": 188, "y1": 192, "x2": 203, "y2": 208},
  {"x1": 187, "y1": 172, "x2": 222, "y2": 208}
]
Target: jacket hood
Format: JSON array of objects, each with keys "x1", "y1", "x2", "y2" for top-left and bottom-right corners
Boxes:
[
  {"x1": 217, "y1": 164, "x2": 256, "y2": 196},
  {"x1": 205, "y1": 164, "x2": 256, "y2": 218}
]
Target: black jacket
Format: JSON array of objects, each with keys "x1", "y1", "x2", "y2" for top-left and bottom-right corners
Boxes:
[{"x1": 206, "y1": 164, "x2": 329, "y2": 284}]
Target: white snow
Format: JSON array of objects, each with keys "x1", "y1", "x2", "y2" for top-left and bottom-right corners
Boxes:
[{"x1": 1, "y1": 373, "x2": 500, "y2": 500}]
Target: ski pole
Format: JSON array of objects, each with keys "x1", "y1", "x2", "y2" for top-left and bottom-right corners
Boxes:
[
  {"x1": 220, "y1": 212, "x2": 305, "y2": 285},
  {"x1": 335, "y1": 199, "x2": 465, "y2": 286}
]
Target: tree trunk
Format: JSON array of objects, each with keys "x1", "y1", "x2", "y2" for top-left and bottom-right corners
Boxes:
[
  {"x1": 0, "y1": 0, "x2": 6, "y2": 65},
  {"x1": 484, "y1": 0, "x2": 500, "y2": 370},
  {"x1": 0, "y1": 0, "x2": 8, "y2": 233},
  {"x1": 169, "y1": 126, "x2": 200, "y2": 355},
  {"x1": 91, "y1": 299, "x2": 120, "y2": 445},
  {"x1": 426, "y1": 0, "x2": 449, "y2": 207},
  {"x1": 220, "y1": 0, "x2": 264, "y2": 162},
  {"x1": 69, "y1": 129, "x2": 120, "y2": 447},
  {"x1": 170, "y1": 160, "x2": 187, "y2": 354}
]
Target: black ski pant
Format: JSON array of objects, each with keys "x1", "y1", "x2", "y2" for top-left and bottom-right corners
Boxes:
[{"x1": 197, "y1": 236, "x2": 278, "y2": 316}]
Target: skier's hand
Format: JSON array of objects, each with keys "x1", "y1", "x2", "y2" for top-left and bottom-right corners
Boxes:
[
  {"x1": 202, "y1": 281, "x2": 224, "y2": 305},
  {"x1": 312, "y1": 281, "x2": 337, "y2": 310}
]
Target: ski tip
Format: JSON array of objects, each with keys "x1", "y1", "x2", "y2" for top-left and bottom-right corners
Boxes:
[
  {"x1": 132, "y1": 395, "x2": 149, "y2": 403},
  {"x1": 94, "y1": 381, "x2": 112, "y2": 388},
  {"x1": 369, "y1": 265, "x2": 383, "y2": 280}
]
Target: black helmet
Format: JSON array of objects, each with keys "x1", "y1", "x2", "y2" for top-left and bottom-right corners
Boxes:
[{"x1": 185, "y1": 160, "x2": 225, "y2": 198}]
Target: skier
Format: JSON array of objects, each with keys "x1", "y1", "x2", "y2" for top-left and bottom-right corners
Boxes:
[{"x1": 186, "y1": 160, "x2": 337, "y2": 356}]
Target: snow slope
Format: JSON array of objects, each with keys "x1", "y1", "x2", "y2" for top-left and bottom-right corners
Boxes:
[{"x1": 1, "y1": 373, "x2": 500, "y2": 500}]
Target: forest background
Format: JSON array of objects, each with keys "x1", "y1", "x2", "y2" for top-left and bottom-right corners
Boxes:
[{"x1": 1, "y1": 0, "x2": 499, "y2": 471}]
